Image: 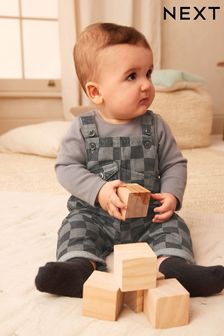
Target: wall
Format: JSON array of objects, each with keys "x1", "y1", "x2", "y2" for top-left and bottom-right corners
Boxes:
[
  {"x1": 161, "y1": 0, "x2": 224, "y2": 133},
  {"x1": 0, "y1": 98, "x2": 63, "y2": 134},
  {"x1": 0, "y1": 80, "x2": 63, "y2": 134}
]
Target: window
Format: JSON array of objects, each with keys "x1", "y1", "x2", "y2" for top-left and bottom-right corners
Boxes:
[{"x1": 0, "y1": 0, "x2": 61, "y2": 96}]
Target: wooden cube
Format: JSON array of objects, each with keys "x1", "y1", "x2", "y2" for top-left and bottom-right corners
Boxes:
[
  {"x1": 157, "y1": 271, "x2": 165, "y2": 280},
  {"x1": 144, "y1": 278, "x2": 190, "y2": 329},
  {"x1": 117, "y1": 183, "x2": 151, "y2": 220},
  {"x1": 82, "y1": 270, "x2": 124, "y2": 321},
  {"x1": 114, "y1": 242, "x2": 157, "y2": 292},
  {"x1": 124, "y1": 290, "x2": 144, "y2": 313}
]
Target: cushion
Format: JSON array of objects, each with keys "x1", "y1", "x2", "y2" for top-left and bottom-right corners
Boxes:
[
  {"x1": 151, "y1": 88, "x2": 213, "y2": 149},
  {"x1": 152, "y1": 70, "x2": 204, "y2": 92},
  {"x1": 0, "y1": 121, "x2": 71, "y2": 157}
]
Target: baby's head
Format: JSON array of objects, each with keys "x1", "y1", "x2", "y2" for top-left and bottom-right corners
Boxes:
[
  {"x1": 74, "y1": 23, "x2": 154, "y2": 123},
  {"x1": 74, "y1": 23, "x2": 151, "y2": 93}
]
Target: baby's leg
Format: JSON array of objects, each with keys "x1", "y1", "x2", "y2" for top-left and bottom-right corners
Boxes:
[
  {"x1": 35, "y1": 258, "x2": 95, "y2": 297},
  {"x1": 158, "y1": 256, "x2": 224, "y2": 297},
  {"x1": 35, "y1": 202, "x2": 114, "y2": 297},
  {"x1": 147, "y1": 213, "x2": 224, "y2": 297}
]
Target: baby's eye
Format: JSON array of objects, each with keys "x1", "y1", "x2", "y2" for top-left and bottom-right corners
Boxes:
[
  {"x1": 127, "y1": 72, "x2": 136, "y2": 81},
  {"x1": 146, "y1": 69, "x2": 153, "y2": 79}
]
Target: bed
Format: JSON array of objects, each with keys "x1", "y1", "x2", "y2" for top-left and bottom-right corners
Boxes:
[{"x1": 0, "y1": 119, "x2": 224, "y2": 336}]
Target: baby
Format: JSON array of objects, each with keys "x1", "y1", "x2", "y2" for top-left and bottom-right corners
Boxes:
[{"x1": 35, "y1": 22, "x2": 224, "y2": 298}]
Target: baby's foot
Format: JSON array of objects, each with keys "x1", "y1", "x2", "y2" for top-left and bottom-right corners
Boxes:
[
  {"x1": 35, "y1": 258, "x2": 94, "y2": 297},
  {"x1": 159, "y1": 257, "x2": 224, "y2": 297}
]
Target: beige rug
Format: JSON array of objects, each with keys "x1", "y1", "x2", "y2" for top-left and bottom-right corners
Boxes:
[
  {"x1": 0, "y1": 141, "x2": 224, "y2": 336},
  {"x1": 0, "y1": 153, "x2": 66, "y2": 194},
  {"x1": 182, "y1": 148, "x2": 224, "y2": 213},
  {"x1": 0, "y1": 190, "x2": 223, "y2": 336}
]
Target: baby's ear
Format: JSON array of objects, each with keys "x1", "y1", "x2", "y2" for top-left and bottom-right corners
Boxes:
[{"x1": 85, "y1": 82, "x2": 103, "y2": 105}]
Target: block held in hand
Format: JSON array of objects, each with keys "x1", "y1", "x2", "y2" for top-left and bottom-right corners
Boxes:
[{"x1": 117, "y1": 183, "x2": 151, "y2": 220}]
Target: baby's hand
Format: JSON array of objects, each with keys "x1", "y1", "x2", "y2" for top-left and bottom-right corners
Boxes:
[
  {"x1": 151, "y1": 193, "x2": 177, "y2": 223},
  {"x1": 97, "y1": 180, "x2": 127, "y2": 220}
]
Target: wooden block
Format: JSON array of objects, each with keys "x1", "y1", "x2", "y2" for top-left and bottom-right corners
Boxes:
[
  {"x1": 124, "y1": 290, "x2": 144, "y2": 313},
  {"x1": 114, "y1": 242, "x2": 157, "y2": 292},
  {"x1": 117, "y1": 183, "x2": 151, "y2": 220},
  {"x1": 82, "y1": 270, "x2": 124, "y2": 321},
  {"x1": 144, "y1": 278, "x2": 190, "y2": 329},
  {"x1": 157, "y1": 271, "x2": 165, "y2": 280}
]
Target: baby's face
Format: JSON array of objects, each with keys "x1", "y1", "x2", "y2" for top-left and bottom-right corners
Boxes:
[{"x1": 95, "y1": 44, "x2": 155, "y2": 124}]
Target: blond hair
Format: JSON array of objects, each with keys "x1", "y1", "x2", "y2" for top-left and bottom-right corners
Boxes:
[{"x1": 73, "y1": 23, "x2": 151, "y2": 92}]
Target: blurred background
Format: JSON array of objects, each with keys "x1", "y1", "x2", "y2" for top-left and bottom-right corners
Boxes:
[{"x1": 0, "y1": 0, "x2": 223, "y2": 135}]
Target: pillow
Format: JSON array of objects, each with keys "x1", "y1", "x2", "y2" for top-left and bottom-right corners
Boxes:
[
  {"x1": 150, "y1": 88, "x2": 213, "y2": 149},
  {"x1": 0, "y1": 121, "x2": 71, "y2": 157},
  {"x1": 152, "y1": 69, "x2": 204, "y2": 92}
]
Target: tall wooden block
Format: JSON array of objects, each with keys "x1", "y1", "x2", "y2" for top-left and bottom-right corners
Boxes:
[
  {"x1": 82, "y1": 270, "x2": 124, "y2": 321},
  {"x1": 124, "y1": 290, "x2": 144, "y2": 313},
  {"x1": 124, "y1": 271, "x2": 165, "y2": 313},
  {"x1": 114, "y1": 242, "x2": 157, "y2": 292},
  {"x1": 117, "y1": 183, "x2": 151, "y2": 220},
  {"x1": 144, "y1": 278, "x2": 190, "y2": 329}
]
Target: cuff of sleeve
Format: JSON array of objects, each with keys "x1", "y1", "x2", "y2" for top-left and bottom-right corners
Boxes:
[
  {"x1": 89, "y1": 179, "x2": 107, "y2": 207},
  {"x1": 175, "y1": 197, "x2": 182, "y2": 211}
]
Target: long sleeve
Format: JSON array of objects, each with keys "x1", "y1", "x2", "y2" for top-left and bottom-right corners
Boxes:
[
  {"x1": 55, "y1": 111, "x2": 187, "y2": 209},
  {"x1": 55, "y1": 118, "x2": 106, "y2": 206},
  {"x1": 156, "y1": 115, "x2": 187, "y2": 209}
]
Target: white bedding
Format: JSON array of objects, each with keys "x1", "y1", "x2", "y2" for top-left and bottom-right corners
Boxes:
[{"x1": 0, "y1": 136, "x2": 224, "y2": 336}]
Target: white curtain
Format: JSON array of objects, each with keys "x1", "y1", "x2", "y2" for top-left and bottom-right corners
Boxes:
[{"x1": 59, "y1": 0, "x2": 162, "y2": 119}]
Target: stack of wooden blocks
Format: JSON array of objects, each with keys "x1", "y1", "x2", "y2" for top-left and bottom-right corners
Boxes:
[
  {"x1": 82, "y1": 184, "x2": 190, "y2": 329},
  {"x1": 82, "y1": 242, "x2": 190, "y2": 329}
]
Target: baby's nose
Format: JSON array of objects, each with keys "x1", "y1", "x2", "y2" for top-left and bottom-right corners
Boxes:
[{"x1": 141, "y1": 78, "x2": 151, "y2": 91}]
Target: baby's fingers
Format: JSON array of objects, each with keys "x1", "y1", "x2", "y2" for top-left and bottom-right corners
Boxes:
[
  {"x1": 113, "y1": 198, "x2": 126, "y2": 211},
  {"x1": 154, "y1": 204, "x2": 168, "y2": 213},
  {"x1": 110, "y1": 193, "x2": 127, "y2": 210},
  {"x1": 152, "y1": 210, "x2": 173, "y2": 223},
  {"x1": 107, "y1": 193, "x2": 126, "y2": 220},
  {"x1": 108, "y1": 204, "x2": 123, "y2": 220}
]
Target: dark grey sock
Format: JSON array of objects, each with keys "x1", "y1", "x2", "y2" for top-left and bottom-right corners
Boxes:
[
  {"x1": 159, "y1": 257, "x2": 224, "y2": 297},
  {"x1": 35, "y1": 258, "x2": 94, "y2": 298}
]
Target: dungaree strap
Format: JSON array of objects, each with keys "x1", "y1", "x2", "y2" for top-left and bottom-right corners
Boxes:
[
  {"x1": 80, "y1": 111, "x2": 99, "y2": 139},
  {"x1": 141, "y1": 110, "x2": 159, "y2": 176},
  {"x1": 141, "y1": 110, "x2": 154, "y2": 139},
  {"x1": 80, "y1": 109, "x2": 157, "y2": 144}
]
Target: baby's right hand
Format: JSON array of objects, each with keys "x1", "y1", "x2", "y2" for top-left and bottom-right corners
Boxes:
[{"x1": 97, "y1": 180, "x2": 127, "y2": 220}]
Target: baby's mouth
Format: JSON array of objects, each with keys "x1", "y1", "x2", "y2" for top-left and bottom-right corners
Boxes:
[{"x1": 139, "y1": 97, "x2": 150, "y2": 105}]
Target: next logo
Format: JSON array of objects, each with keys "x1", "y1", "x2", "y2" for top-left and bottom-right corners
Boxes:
[{"x1": 164, "y1": 6, "x2": 221, "y2": 21}]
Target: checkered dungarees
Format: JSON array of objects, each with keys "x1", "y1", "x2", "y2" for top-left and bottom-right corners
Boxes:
[{"x1": 57, "y1": 111, "x2": 194, "y2": 270}]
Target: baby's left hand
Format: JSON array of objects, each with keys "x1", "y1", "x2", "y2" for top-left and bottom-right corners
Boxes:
[{"x1": 151, "y1": 193, "x2": 177, "y2": 223}]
